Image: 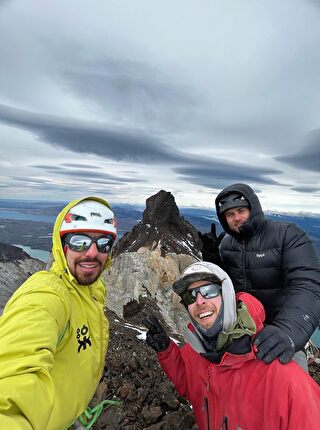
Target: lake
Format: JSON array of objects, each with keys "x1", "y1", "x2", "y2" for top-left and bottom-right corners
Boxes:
[
  {"x1": 0, "y1": 210, "x2": 55, "y2": 223},
  {"x1": 13, "y1": 244, "x2": 50, "y2": 263}
]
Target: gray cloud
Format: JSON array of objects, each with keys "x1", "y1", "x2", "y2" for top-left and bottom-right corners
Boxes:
[
  {"x1": 0, "y1": 104, "x2": 180, "y2": 163},
  {"x1": 0, "y1": 104, "x2": 282, "y2": 187},
  {"x1": 61, "y1": 57, "x2": 199, "y2": 132},
  {"x1": 42, "y1": 41, "x2": 301, "y2": 153},
  {"x1": 58, "y1": 54, "x2": 300, "y2": 150},
  {"x1": 0, "y1": 1, "x2": 12, "y2": 7},
  {"x1": 291, "y1": 186, "x2": 320, "y2": 193},
  {"x1": 7, "y1": 177, "x2": 52, "y2": 185},
  {"x1": 174, "y1": 164, "x2": 281, "y2": 189},
  {"x1": 275, "y1": 131, "x2": 320, "y2": 172},
  {"x1": 60, "y1": 163, "x2": 101, "y2": 170},
  {"x1": 31, "y1": 164, "x2": 145, "y2": 184},
  {"x1": 1, "y1": 0, "x2": 320, "y2": 212},
  {"x1": 0, "y1": 178, "x2": 79, "y2": 194},
  {"x1": 0, "y1": 175, "x2": 119, "y2": 195}
]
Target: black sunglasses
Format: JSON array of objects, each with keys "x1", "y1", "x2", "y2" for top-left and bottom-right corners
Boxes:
[
  {"x1": 63, "y1": 233, "x2": 114, "y2": 253},
  {"x1": 181, "y1": 283, "x2": 221, "y2": 306}
]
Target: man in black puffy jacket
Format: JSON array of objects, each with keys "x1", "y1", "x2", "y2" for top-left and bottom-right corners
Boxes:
[{"x1": 207, "y1": 183, "x2": 320, "y2": 369}]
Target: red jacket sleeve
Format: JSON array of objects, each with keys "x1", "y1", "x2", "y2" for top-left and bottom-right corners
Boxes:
[{"x1": 157, "y1": 341, "x2": 191, "y2": 400}]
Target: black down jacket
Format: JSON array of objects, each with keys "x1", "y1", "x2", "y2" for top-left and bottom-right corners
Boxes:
[{"x1": 215, "y1": 183, "x2": 320, "y2": 350}]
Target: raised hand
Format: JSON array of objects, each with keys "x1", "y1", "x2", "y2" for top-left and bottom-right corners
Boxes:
[
  {"x1": 142, "y1": 315, "x2": 170, "y2": 352},
  {"x1": 198, "y1": 222, "x2": 225, "y2": 265}
]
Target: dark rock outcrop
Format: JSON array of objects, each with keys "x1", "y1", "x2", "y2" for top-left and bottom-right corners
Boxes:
[
  {"x1": 0, "y1": 241, "x2": 29, "y2": 262},
  {"x1": 113, "y1": 190, "x2": 202, "y2": 259},
  {"x1": 0, "y1": 242, "x2": 45, "y2": 314}
]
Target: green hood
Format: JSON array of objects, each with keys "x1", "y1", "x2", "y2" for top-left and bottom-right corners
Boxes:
[{"x1": 216, "y1": 301, "x2": 256, "y2": 351}]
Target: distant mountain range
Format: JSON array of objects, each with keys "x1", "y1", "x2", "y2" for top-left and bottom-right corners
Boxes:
[{"x1": 0, "y1": 198, "x2": 319, "y2": 255}]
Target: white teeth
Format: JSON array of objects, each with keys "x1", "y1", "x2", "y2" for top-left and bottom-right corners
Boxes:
[
  {"x1": 199, "y1": 311, "x2": 213, "y2": 319},
  {"x1": 80, "y1": 264, "x2": 97, "y2": 268}
]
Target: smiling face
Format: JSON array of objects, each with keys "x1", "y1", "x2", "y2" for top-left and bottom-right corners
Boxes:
[
  {"x1": 187, "y1": 280, "x2": 222, "y2": 329},
  {"x1": 64, "y1": 232, "x2": 110, "y2": 285},
  {"x1": 224, "y1": 206, "x2": 250, "y2": 233}
]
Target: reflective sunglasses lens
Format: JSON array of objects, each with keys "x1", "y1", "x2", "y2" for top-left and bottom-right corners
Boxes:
[
  {"x1": 96, "y1": 237, "x2": 114, "y2": 253},
  {"x1": 182, "y1": 283, "x2": 221, "y2": 305},
  {"x1": 69, "y1": 235, "x2": 92, "y2": 252},
  {"x1": 182, "y1": 291, "x2": 195, "y2": 305},
  {"x1": 199, "y1": 283, "x2": 221, "y2": 299}
]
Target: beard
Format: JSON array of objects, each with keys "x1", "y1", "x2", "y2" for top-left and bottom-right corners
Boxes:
[
  {"x1": 76, "y1": 271, "x2": 100, "y2": 286},
  {"x1": 73, "y1": 258, "x2": 107, "y2": 285}
]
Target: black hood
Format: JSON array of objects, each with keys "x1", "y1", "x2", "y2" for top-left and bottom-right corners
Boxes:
[{"x1": 215, "y1": 183, "x2": 265, "y2": 240}]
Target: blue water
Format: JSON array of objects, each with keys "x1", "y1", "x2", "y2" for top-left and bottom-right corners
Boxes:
[
  {"x1": 13, "y1": 245, "x2": 50, "y2": 263},
  {"x1": 0, "y1": 210, "x2": 55, "y2": 223}
]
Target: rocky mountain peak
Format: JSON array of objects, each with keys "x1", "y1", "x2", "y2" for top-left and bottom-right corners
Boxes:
[
  {"x1": 143, "y1": 190, "x2": 180, "y2": 226},
  {"x1": 113, "y1": 190, "x2": 202, "y2": 259}
]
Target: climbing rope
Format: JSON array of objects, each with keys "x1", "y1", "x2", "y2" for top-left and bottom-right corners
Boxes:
[{"x1": 77, "y1": 399, "x2": 122, "y2": 429}]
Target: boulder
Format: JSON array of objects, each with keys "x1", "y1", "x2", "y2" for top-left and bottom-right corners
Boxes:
[{"x1": 105, "y1": 246, "x2": 195, "y2": 334}]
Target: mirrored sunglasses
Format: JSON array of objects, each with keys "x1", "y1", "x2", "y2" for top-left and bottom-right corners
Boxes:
[
  {"x1": 63, "y1": 233, "x2": 114, "y2": 253},
  {"x1": 181, "y1": 283, "x2": 221, "y2": 306}
]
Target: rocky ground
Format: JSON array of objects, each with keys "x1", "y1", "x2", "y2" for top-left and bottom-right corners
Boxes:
[{"x1": 88, "y1": 298, "x2": 320, "y2": 430}]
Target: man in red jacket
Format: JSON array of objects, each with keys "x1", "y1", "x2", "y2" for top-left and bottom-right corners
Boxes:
[{"x1": 143, "y1": 261, "x2": 320, "y2": 430}]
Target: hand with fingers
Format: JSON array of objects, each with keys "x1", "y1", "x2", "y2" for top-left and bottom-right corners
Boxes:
[
  {"x1": 198, "y1": 222, "x2": 225, "y2": 265},
  {"x1": 254, "y1": 325, "x2": 295, "y2": 364},
  {"x1": 142, "y1": 315, "x2": 171, "y2": 352}
]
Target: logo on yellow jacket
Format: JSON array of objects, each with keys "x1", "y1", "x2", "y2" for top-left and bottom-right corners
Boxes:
[{"x1": 77, "y1": 324, "x2": 92, "y2": 353}]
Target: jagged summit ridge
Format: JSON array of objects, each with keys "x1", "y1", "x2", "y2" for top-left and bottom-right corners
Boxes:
[{"x1": 114, "y1": 190, "x2": 202, "y2": 259}]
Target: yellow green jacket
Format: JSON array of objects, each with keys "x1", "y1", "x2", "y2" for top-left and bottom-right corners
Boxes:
[{"x1": 0, "y1": 197, "x2": 112, "y2": 430}]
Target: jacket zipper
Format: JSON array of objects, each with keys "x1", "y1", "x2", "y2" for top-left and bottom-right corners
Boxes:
[
  {"x1": 205, "y1": 397, "x2": 210, "y2": 430},
  {"x1": 242, "y1": 240, "x2": 247, "y2": 291},
  {"x1": 223, "y1": 416, "x2": 229, "y2": 429},
  {"x1": 206, "y1": 368, "x2": 212, "y2": 430}
]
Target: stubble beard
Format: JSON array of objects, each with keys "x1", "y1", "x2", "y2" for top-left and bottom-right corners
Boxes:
[{"x1": 73, "y1": 259, "x2": 107, "y2": 286}]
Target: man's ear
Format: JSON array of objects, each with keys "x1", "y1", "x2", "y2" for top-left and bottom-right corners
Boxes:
[{"x1": 63, "y1": 244, "x2": 68, "y2": 255}]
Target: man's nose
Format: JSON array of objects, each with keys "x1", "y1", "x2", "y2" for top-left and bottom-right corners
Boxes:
[
  {"x1": 195, "y1": 292, "x2": 205, "y2": 305},
  {"x1": 234, "y1": 212, "x2": 242, "y2": 221},
  {"x1": 84, "y1": 242, "x2": 99, "y2": 258}
]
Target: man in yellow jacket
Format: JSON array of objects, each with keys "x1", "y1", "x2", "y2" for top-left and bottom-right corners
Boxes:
[{"x1": 0, "y1": 197, "x2": 117, "y2": 430}]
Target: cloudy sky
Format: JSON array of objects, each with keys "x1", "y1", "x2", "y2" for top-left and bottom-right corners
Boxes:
[{"x1": 0, "y1": 0, "x2": 320, "y2": 213}]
